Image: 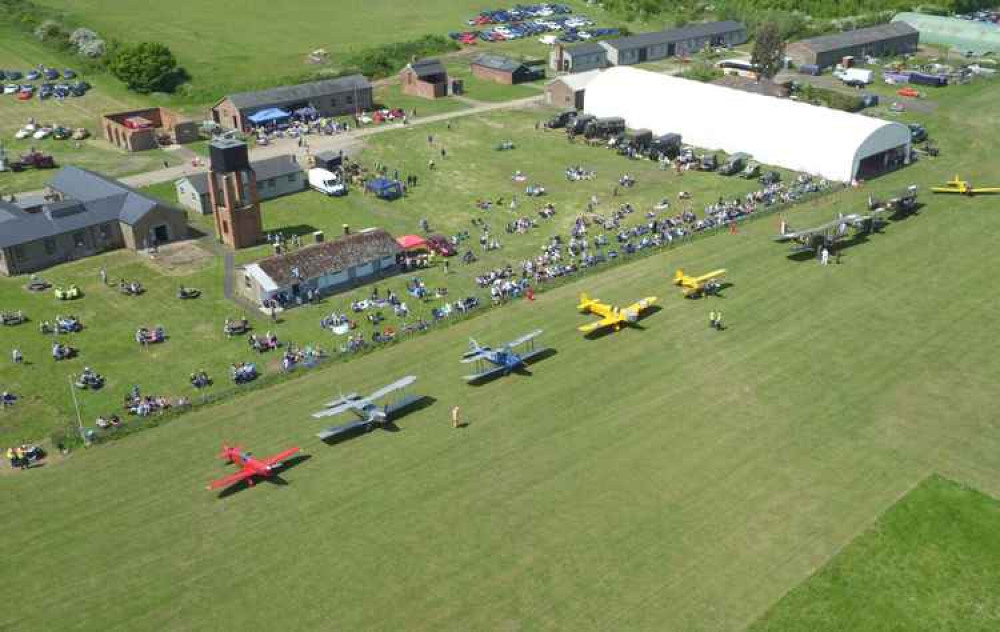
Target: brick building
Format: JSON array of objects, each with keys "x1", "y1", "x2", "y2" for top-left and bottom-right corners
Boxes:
[
  {"x1": 544, "y1": 69, "x2": 601, "y2": 110},
  {"x1": 0, "y1": 167, "x2": 188, "y2": 275},
  {"x1": 212, "y1": 75, "x2": 372, "y2": 131},
  {"x1": 469, "y1": 54, "x2": 544, "y2": 84},
  {"x1": 399, "y1": 59, "x2": 457, "y2": 99},
  {"x1": 102, "y1": 107, "x2": 198, "y2": 152}
]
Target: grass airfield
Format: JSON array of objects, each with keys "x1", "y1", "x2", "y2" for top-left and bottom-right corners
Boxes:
[{"x1": 3, "y1": 166, "x2": 1000, "y2": 629}]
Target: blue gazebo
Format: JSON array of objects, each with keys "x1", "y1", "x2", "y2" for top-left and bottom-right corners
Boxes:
[
  {"x1": 247, "y1": 107, "x2": 291, "y2": 126},
  {"x1": 365, "y1": 177, "x2": 403, "y2": 200}
]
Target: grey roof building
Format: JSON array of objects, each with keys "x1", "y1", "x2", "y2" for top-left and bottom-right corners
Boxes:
[
  {"x1": 600, "y1": 21, "x2": 748, "y2": 66},
  {"x1": 552, "y1": 21, "x2": 747, "y2": 72},
  {"x1": 787, "y1": 22, "x2": 919, "y2": 69},
  {"x1": 175, "y1": 155, "x2": 305, "y2": 215},
  {"x1": 212, "y1": 75, "x2": 373, "y2": 130},
  {"x1": 0, "y1": 167, "x2": 188, "y2": 276},
  {"x1": 470, "y1": 53, "x2": 545, "y2": 84},
  {"x1": 550, "y1": 42, "x2": 608, "y2": 73}
]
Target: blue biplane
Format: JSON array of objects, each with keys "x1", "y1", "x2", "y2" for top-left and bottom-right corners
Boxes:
[{"x1": 461, "y1": 329, "x2": 549, "y2": 383}]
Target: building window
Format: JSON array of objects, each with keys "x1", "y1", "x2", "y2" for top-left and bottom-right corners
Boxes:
[
  {"x1": 44, "y1": 238, "x2": 56, "y2": 255},
  {"x1": 330, "y1": 97, "x2": 338, "y2": 107},
  {"x1": 286, "y1": 174, "x2": 295, "y2": 183},
  {"x1": 13, "y1": 246, "x2": 24, "y2": 261},
  {"x1": 100, "y1": 223, "x2": 113, "y2": 239},
  {"x1": 244, "y1": 275, "x2": 252, "y2": 288},
  {"x1": 346, "y1": 94, "x2": 354, "y2": 105},
  {"x1": 269, "y1": 180, "x2": 276, "y2": 189},
  {"x1": 222, "y1": 220, "x2": 230, "y2": 235},
  {"x1": 73, "y1": 232, "x2": 85, "y2": 248}
]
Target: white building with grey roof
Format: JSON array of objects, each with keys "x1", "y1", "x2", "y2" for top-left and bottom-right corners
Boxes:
[{"x1": 175, "y1": 155, "x2": 305, "y2": 215}]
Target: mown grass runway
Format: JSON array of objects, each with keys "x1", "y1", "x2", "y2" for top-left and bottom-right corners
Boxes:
[{"x1": 3, "y1": 156, "x2": 999, "y2": 628}]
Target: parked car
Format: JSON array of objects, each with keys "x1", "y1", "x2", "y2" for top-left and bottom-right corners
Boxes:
[
  {"x1": 546, "y1": 110, "x2": 577, "y2": 129},
  {"x1": 33, "y1": 127, "x2": 52, "y2": 140},
  {"x1": 699, "y1": 153, "x2": 718, "y2": 171},
  {"x1": 25, "y1": 70, "x2": 41, "y2": 81},
  {"x1": 3, "y1": 83, "x2": 18, "y2": 95},
  {"x1": 52, "y1": 126, "x2": 71, "y2": 140},
  {"x1": 908, "y1": 123, "x2": 928, "y2": 143},
  {"x1": 43, "y1": 68, "x2": 59, "y2": 80},
  {"x1": 719, "y1": 152, "x2": 750, "y2": 176},
  {"x1": 426, "y1": 235, "x2": 457, "y2": 257},
  {"x1": 5, "y1": 70, "x2": 22, "y2": 80},
  {"x1": 62, "y1": 69, "x2": 76, "y2": 79}
]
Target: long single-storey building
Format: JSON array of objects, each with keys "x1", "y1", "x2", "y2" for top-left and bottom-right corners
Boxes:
[
  {"x1": 175, "y1": 155, "x2": 304, "y2": 215},
  {"x1": 786, "y1": 22, "x2": 919, "y2": 69},
  {"x1": 549, "y1": 42, "x2": 608, "y2": 73},
  {"x1": 601, "y1": 21, "x2": 748, "y2": 66},
  {"x1": 212, "y1": 75, "x2": 373, "y2": 131},
  {"x1": 0, "y1": 167, "x2": 188, "y2": 275},
  {"x1": 550, "y1": 21, "x2": 747, "y2": 72},
  {"x1": 584, "y1": 66, "x2": 910, "y2": 182},
  {"x1": 470, "y1": 53, "x2": 545, "y2": 84},
  {"x1": 240, "y1": 228, "x2": 401, "y2": 306}
]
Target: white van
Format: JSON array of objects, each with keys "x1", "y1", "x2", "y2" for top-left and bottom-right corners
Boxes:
[{"x1": 308, "y1": 168, "x2": 346, "y2": 196}]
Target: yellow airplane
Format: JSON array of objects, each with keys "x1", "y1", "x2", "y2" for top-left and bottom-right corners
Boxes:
[
  {"x1": 577, "y1": 293, "x2": 657, "y2": 334},
  {"x1": 931, "y1": 175, "x2": 1000, "y2": 196},
  {"x1": 672, "y1": 268, "x2": 726, "y2": 298}
]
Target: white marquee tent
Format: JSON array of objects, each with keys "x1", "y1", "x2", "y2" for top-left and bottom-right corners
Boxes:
[{"x1": 584, "y1": 67, "x2": 910, "y2": 182}]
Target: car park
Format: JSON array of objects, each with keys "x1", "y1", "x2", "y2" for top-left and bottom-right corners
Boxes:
[{"x1": 6, "y1": 70, "x2": 22, "y2": 80}]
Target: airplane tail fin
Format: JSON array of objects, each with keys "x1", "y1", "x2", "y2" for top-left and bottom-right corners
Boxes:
[
  {"x1": 673, "y1": 269, "x2": 684, "y2": 284},
  {"x1": 577, "y1": 293, "x2": 593, "y2": 311}
]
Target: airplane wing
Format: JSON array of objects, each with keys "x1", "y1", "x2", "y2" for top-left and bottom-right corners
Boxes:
[
  {"x1": 366, "y1": 375, "x2": 417, "y2": 403},
  {"x1": 317, "y1": 419, "x2": 371, "y2": 441},
  {"x1": 313, "y1": 399, "x2": 365, "y2": 419},
  {"x1": 578, "y1": 315, "x2": 620, "y2": 333},
  {"x1": 625, "y1": 297, "x2": 657, "y2": 313},
  {"x1": 460, "y1": 350, "x2": 490, "y2": 364},
  {"x1": 207, "y1": 468, "x2": 255, "y2": 491},
  {"x1": 505, "y1": 329, "x2": 543, "y2": 350},
  {"x1": 464, "y1": 364, "x2": 512, "y2": 383},
  {"x1": 262, "y1": 447, "x2": 300, "y2": 467},
  {"x1": 971, "y1": 187, "x2": 1000, "y2": 194},
  {"x1": 518, "y1": 347, "x2": 550, "y2": 365}
]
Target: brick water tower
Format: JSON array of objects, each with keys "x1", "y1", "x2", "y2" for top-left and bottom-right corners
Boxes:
[{"x1": 208, "y1": 138, "x2": 263, "y2": 249}]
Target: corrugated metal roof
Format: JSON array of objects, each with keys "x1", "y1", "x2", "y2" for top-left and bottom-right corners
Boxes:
[
  {"x1": 471, "y1": 53, "x2": 523, "y2": 73},
  {"x1": 224, "y1": 75, "x2": 371, "y2": 111},
  {"x1": 181, "y1": 155, "x2": 302, "y2": 195},
  {"x1": 565, "y1": 42, "x2": 606, "y2": 57},
  {"x1": 893, "y1": 12, "x2": 1000, "y2": 54},
  {"x1": 408, "y1": 58, "x2": 447, "y2": 78},
  {"x1": 254, "y1": 228, "x2": 400, "y2": 288},
  {"x1": 602, "y1": 21, "x2": 746, "y2": 51},
  {"x1": 793, "y1": 22, "x2": 918, "y2": 54}
]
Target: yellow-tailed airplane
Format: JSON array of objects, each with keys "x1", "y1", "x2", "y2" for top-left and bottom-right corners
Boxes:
[
  {"x1": 931, "y1": 175, "x2": 1000, "y2": 196},
  {"x1": 577, "y1": 293, "x2": 657, "y2": 334},
  {"x1": 672, "y1": 268, "x2": 726, "y2": 298}
]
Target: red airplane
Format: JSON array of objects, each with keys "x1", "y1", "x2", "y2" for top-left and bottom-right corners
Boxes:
[{"x1": 206, "y1": 444, "x2": 301, "y2": 491}]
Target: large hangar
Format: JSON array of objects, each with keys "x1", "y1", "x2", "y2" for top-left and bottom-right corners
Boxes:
[{"x1": 584, "y1": 67, "x2": 910, "y2": 182}]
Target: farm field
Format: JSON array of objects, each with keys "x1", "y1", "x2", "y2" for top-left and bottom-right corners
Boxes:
[
  {"x1": 0, "y1": 23, "x2": 183, "y2": 194},
  {"x1": 750, "y1": 476, "x2": 1000, "y2": 632},
  {"x1": 30, "y1": 0, "x2": 618, "y2": 97}
]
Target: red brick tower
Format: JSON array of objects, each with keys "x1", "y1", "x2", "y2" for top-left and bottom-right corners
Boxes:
[{"x1": 208, "y1": 139, "x2": 263, "y2": 249}]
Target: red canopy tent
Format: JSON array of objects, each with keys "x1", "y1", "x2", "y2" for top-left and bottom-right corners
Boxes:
[{"x1": 396, "y1": 235, "x2": 428, "y2": 251}]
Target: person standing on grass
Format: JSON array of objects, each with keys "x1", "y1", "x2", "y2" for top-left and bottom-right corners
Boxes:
[
  {"x1": 709, "y1": 311, "x2": 717, "y2": 329},
  {"x1": 99, "y1": 266, "x2": 107, "y2": 285},
  {"x1": 452, "y1": 406, "x2": 461, "y2": 429},
  {"x1": 715, "y1": 312, "x2": 724, "y2": 331},
  {"x1": 12, "y1": 348, "x2": 22, "y2": 364}
]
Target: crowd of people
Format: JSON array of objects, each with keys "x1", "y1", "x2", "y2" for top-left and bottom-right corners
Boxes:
[
  {"x1": 231, "y1": 362, "x2": 258, "y2": 384},
  {"x1": 248, "y1": 331, "x2": 279, "y2": 353},
  {"x1": 135, "y1": 326, "x2": 166, "y2": 345},
  {"x1": 39, "y1": 314, "x2": 81, "y2": 334},
  {"x1": 5, "y1": 443, "x2": 41, "y2": 470}
]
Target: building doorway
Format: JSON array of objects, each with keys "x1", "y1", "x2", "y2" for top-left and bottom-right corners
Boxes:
[{"x1": 152, "y1": 224, "x2": 170, "y2": 243}]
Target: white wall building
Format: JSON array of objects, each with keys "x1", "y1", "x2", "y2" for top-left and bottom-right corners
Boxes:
[{"x1": 584, "y1": 67, "x2": 910, "y2": 182}]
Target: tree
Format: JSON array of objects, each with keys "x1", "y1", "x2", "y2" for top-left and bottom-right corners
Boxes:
[
  {"x1": 108, "y1": 42, "x2": 182, "y2": 93},
  {"x1": 751, "y1": 21, "x2": 786, "y2": 80}
]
